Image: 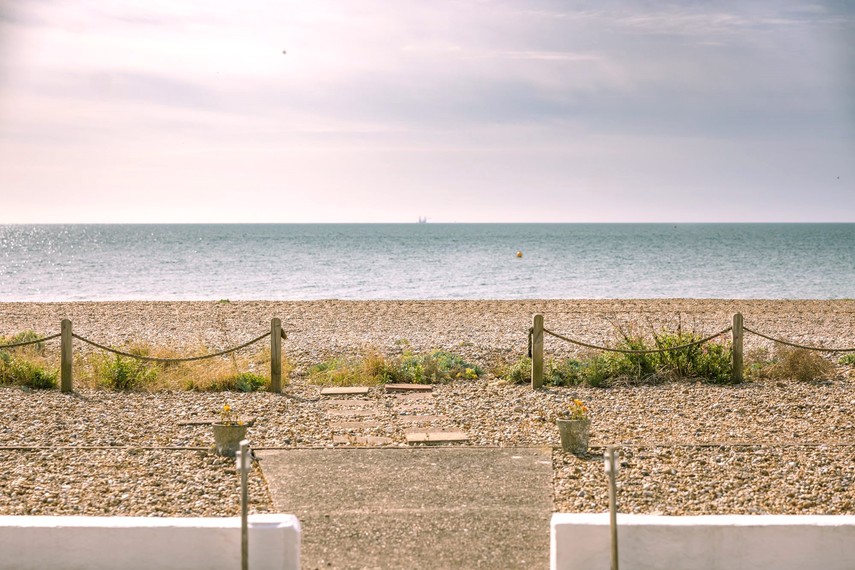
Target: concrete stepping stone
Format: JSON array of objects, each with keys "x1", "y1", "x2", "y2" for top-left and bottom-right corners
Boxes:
[
  {"x1": 327, "y1": 409, "x2": 379, "y2": 417},
  {"x1": 395, "y1": 392, "x2": 432, "y2": 399},
  {"x1": 330, "y1": 421, "x2": 383, "y2": 429},
  {"x1": 384, "y1": 383, "x2": 433, "y2": 393},
  {"x1": 395, "y1": 400, "x2": 432, "y2": 409},
  {"x1": 177, "y1": 417, "x2": 255, "y2": 426},
  {"x1": 397, "y1": 415, "x2": 443, "y2": 424},
  {"x1": 320, "y1": 387, "x2": 370, "y2": 395},
  {"x1": 333, "y1": 435, "x2": 394, "y2": 446},
  {"x1": 325, "y1": 399, "x2": 375, "y2": 408},
  {"x1": 405, "y1": 431, "x2": 469, "y2": 445}
]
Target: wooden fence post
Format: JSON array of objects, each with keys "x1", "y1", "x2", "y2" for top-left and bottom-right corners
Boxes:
[
  {"x1": 732, "y1": 313, "x2": 743, "y2": 384},
  {"x1": 531, "y1": 314, "x2": 544, "y2": 389},
  {"x1": 61, "y1": 319, "x2": 72, "y2": 393},
  {"x1": 270, "y1": 318, "x2": 282, "y2": 393}
]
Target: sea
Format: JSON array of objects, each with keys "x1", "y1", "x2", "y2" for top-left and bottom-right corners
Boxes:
[{"x1": 0, "y1": 224, "x2": 853, "y2": 301}]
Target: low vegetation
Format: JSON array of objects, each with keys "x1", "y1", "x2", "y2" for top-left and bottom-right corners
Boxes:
[
  {"x1": 748, "y1": 345, "x2": 836, "y2": 382},
  {"x1": 0, "y1": 326, "x2": 847, "y2": 391},
  {"x1": 307, "y1": 349, "x2": 481, "y2": 386},
  {"x1": 500, "y1": 331, "x2": 734, "y2": 387},
  {"x1": 0, "y1": 331, "x2": 57, "y2": 389},
  {"x1": 74, "y1": 343, "x2": 283, "y2": 392}
]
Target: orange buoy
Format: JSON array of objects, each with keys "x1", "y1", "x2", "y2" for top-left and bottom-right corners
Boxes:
[{"x1": 516, "y1": 251, "x2": 523, "y2": 258}]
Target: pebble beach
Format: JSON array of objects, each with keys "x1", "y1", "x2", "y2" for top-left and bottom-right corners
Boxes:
[{"x1": 1, "y1": 299, "x2": 854, "y2": 518}]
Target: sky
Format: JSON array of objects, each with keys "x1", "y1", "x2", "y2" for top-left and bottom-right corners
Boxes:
[{"x1": 0, "y1": 0, "x2": 853, "y2": 223}]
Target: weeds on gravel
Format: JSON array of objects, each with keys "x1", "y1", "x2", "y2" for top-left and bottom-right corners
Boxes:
[
  {"x1": 749, "y1": 345, "x2": 836, "y2": 382},
  {"x1": 75, "y1": 343, "x2": 283, "y2": 392},
  {"x1": 0, "y1": 331, "x2": 57, "y2": 389},
  {"x1": 307, "y1": 349, "x2": 481, "y2": 386},
  {"x1": 839, "y1": 353, "x2": 855, "y2": 367},
  {"x1": 499, "y1": 331, "x2": 733, "y2": 386}
]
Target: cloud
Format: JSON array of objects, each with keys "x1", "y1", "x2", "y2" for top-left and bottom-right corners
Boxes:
[{"x1": 0, "y1": 0, "x2": 853, "y2": 222}]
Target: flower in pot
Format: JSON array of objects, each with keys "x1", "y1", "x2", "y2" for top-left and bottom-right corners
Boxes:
[
  {"x1": 212, "y1": 404, "x2": 248, "y2": 457},
  {"x1": 556, "y1": 399, "x2": 591, "y2": 455}
]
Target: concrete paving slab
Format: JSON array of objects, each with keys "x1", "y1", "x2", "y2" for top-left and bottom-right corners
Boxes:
[
  {"x1": 396, "y1": 415, "x2": 444, "y2": 424},
  {"x1": 326, "y1": 409, "x2": 380, "y2": 417},
  {"x1": 384, "y1": 383, "x2": 433, "y2": 393},
  {"x1": 320, "y1": 387, "x2": 371, "y2": 395},
  {"x1": 405, "y1": 431, "x2": 469, "y2": 445},
  {"x1": 329, "y1": 421, "x2": 383, "y2": 429},
  {"x1": 332, "y1": 435, "x2": 394, "y2": 446},
  {"x1": 258, "y1": 447, "x2": 552, "y2": 569},
  {"x1": 394, "y1": 392, "x2": 433, "y2": 400},
  {"x1": 325, "y1": 399, "x2": 376, "y2": 408}
]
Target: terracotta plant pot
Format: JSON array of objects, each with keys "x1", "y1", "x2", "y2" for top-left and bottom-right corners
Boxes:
[
  {"x1": 212, "y1": 423, "x2": 248, "y2": 457},
  {"x1": 556, "y1": 418, "x2": 590, "y2": 455}
]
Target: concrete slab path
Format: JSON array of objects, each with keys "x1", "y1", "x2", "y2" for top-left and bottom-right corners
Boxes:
[{"x1": 258, "y1": 447, "x2": 553, "y2": 570}]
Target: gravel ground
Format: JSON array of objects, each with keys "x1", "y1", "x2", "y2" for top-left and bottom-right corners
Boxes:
[{"x1": 1, "y1": 300, "x2": 854, "y2": 517}]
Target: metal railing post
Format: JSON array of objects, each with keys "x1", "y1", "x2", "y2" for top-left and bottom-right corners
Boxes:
[
  {"x1": 238, "y1": 440, "x2": 250, "y2": 570},
  {"x1": 606, "y1": 446, "x2": 620, "y2": 570}
]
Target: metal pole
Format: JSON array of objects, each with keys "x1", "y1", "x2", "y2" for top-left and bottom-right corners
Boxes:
[
  {"x1": 606, "y1": 446, "x2": 620, "y2": 570},
  {"x1": 239, "y1": 440, "x2": 249, "y2": 570}
]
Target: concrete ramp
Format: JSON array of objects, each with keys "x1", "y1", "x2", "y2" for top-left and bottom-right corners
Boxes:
[{"x1": 258, "y1": 447, "x2": 553, "y2": 570}]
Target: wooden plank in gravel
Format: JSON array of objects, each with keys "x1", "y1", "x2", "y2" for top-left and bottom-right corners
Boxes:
[
  {"x1": 330, "y1": 421, "x2": 383, "y2": 429},
  {"x1": 384, "y1": 383, "x2": 433, "y2": 393},
  {"x1": 405, "y1": 431, "x2": 469, "y2": 445},
  {"x1": 326, "y1": 409, "x2": 379, "y2": 417},
  {"x1": 333, "y1": 435, "x2": 394, "y2": 446},
  {"x1": 320, "y1": 387, "x2": 370, "y2": 395}
]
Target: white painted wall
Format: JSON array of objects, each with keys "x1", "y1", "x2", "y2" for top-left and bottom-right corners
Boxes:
[
  {"x1": 0, "y1": 514, "x2": 300, "y2": 570},
  {"x1": 552, "y1": 513, "x2": 855, "y2": 570}
]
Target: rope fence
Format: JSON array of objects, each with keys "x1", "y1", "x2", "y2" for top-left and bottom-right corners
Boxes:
[
  {"x1": 72, "y1": 331, "x2": 271, "y2": 363},
  {"x1": 541, "y1": 327, "x2": 733, "y2": 355},
  {"x1": 4, "y1": 313, "x2": 854, "y2": 394},
  {"x1": 743, "y1": 326, "x2": 855, "y2": 353},
  {"x1": 528, "y1": 312, "x2": 854, "y2": 389},
  {"x1": 1, "y1": 318, "x2": 287, "y2": 394},
  {"x1": 0, "y1": 332, "x2": 62, "y2": 350}
]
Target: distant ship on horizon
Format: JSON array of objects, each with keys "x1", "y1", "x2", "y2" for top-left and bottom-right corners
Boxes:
[{"x1": 418, "y1": 216, "x2": 427, "y2": 224}]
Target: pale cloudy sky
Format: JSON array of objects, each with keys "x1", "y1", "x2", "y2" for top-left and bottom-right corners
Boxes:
[{"x1": 1, "y1": 0, "x2": 853, "y2": 223}]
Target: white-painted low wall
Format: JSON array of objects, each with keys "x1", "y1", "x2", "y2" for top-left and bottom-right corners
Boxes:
[
  {"x1": 552, "y1": 513, "x2": 855, "y2": 570},
  {"x1": 0, "y1": 514, "x2": 300, "y2": 570}
]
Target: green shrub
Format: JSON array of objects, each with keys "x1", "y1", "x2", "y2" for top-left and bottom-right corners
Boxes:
[
  {"x1": 308, "y1": 349, "x2": 480, "y2": 386},
  {"x1": 234, "y1": 372, "x2": 266, "y2": 392},
  {"x1": 500, "y1": 331, "x2": 734, "y2": 386},
  {"x1": 501, "y1": 356, "x2": 531, "y2": 384},
  {"x1": 839, "y1": 353, "x2": 855, "y2": 367},
  {"x1": 399, "y1": 350, "x2": 480, "y2": 384},
  {"x1": 545, "y1": 358, "x2": 584, "y2": 386},
  {"x1": 1, "y1": 330, "x2": 45, "y2": 353},
  {"x1": 0, "y1": 359, "x2": 57, "y2": 389},
  {"x1": 95, "y1": 354, "x2": 158, "y2": 391}
]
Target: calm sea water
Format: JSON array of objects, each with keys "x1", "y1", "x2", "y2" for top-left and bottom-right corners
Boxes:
[{"x1": 0, "y1": 224, "x2": 853, "y2": 301}]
